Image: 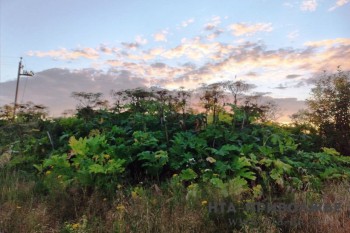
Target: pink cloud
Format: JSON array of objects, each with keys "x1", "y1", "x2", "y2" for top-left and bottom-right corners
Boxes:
[
  {"x1": 27, "y1": 47, "x2": 99, "y2": 60},
  {"x1": 228, "y1": 22, "x2": 273, "y2": 36},
  {"x1": 329, "y1": 0, "x2": 349, "y2": 11},
  {"x1": 153, "y1": 30, "x2": 168, "y2": 42},
  {"x1": 300, "y1": 0, "x2": 318, "y2": 11}
]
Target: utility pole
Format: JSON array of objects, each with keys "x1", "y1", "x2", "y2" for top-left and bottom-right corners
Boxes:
[{"x1": 12, "y1": 57, "x2": 34, "y2": 120}]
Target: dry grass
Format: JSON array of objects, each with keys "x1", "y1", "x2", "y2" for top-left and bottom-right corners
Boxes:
[
  {"x1": 280, "y1": 180, "x2": 350, "y2": 233},
  {"x1": 0, "y1": 171, "x2": 349, "y2": 233}
]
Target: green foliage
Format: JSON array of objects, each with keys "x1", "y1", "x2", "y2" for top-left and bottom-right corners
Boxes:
[
  {"x1": 1, "y1": 82, "x2": 349, "y2": 200},
  {"x1": 209, "y1": 177, "x2": 249, "y2": 197},
  {"x1": 137, "y1": 150, "x2": 168, "y2": 176},
  {"x1": 38, "y1": 134, "x2": 126, "y2": 193},
  {"x1": 133, "y1": 131, "x2": 159, "y2": 148},
  {"x1": 306, "y1": 69, "x2": 350, "y2": 155},
  {"x1": 4, "y1": 113, "x2": 348, "y2": 198},
  {"x1": 180, "y1": 168, "x2": 198, "y2": 181},
  {"x1": 231, "y1": 157, "x2": 256, "y2": 181}
]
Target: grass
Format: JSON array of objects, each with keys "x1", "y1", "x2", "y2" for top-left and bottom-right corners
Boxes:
[{"x1": 1, "y1": 167, "x2": 349, "y2": 233}]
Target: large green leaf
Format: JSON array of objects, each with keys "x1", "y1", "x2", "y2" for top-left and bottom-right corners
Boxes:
[
  {"x1": 69, "y1": 136, "x2": 88, "y2": 156},
  {"x1": 180, "y1": 168, "x2": 198, "y2": 181},
  {"x1": 88, "y1": 164, "x2": 105, "y2": 174}
]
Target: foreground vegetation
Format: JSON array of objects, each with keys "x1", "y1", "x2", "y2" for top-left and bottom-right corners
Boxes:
[{"x1": 0, "y1": 70, "x2": 349, "y2": 232}]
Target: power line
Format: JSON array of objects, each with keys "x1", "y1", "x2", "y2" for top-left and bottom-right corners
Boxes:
[{"x1": 0, "y1": 55, "x2": 20, "y2": 58}]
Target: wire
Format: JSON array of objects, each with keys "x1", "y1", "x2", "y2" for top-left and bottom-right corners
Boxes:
[{"x1": 0, "y1": 56, "x2": 19, "y2": 58}]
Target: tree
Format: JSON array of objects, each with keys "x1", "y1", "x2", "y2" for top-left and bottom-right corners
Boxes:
[
  {"x1": 199, "y1": 82, "x2": 225, "y2": 124},
  {"x1": 257, "y1": 101, "x2": 280, "y2": 123},
  {"x1": 175, "y1": 87, "x2": 191, "y2": 120},
  {"x1": 71, "y1": 92, "x2": 104, "y2": 109},
  {"x1": 71, "y1": 92, "x2": 105, "y2": 120},
  {"x1": 290, "y1": 109, "x2": 311, "y2": 126},
  {"x1": 122, "y1": 88, "x2": 154, "y2": 113},
  {"x1": 306, "y1": 69, "x2": 350, "y2": 155},
  {"x1": 110, "y1": 90, "x2": 128, "y2": 113},
  {"x1": 223, "y1": 80, "x2": 255, "y2": 105},
  {"x1": 0, "y1": 102, "x2": 48, "y2": 122}
]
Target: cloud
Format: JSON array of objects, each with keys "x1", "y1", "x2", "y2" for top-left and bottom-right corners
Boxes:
[
  {"x1": 0, "y1": 68, "x2": 147, "y2": 117},
  {"x1": 228, "y1": 22, "x2": 273, "y2": 36},
  {"x1": 329, "y1": 0, "x2": 349, "y2": 11},
  {"x1": 99, "y1": 44, "x2": 119, "y2": 55},
  {"x1": 24, "y1": 36, "x2": 349, "y2": 108},
  {"x1": 297, "y1": 38, "x2": 350, "y2": 71},
  {"x1": 286, "y1": 74, "x2": 301, "y2": 79},
  {"x1": 135, "y1": 35, "x2": 148, "y2": 45},
  {"x1": 293, "y1": 81, "x2": 305, "y2": 88},
  {"x1": 28, "y1": 36, "x2": 349, "y2": 90},
  {"x1": 271, "y1": 98, "x2": 306, "y2": 123},
  {"x1": 204, "y1": 16, "x2": 221, "y2": 30},
  {"x1": 27, "y1": 48, "x2": 99, "y2": 60},
  {"x1": 153, "y1": 30, "x2": 168, "y2": 42},
  {"x1": 159, "y1": 37, "x2": 222, "y2": 60},
  {"x1": 181, "y1": 18, "x2": 194, "y2": 28},
  {"x1": 158, "y1": 38, "x2": 350, "y2": 89},
  {"x1": 151, "y1": 62, "x2": 167, "y2": 69},
  {"x1": 121, "y1": 42, "x2": 140, "y2": 50},
  {"x1": 300, "y1": 0, "x2": 318, "y2": 11},
  {"x1": 275, "y1": 84, "x2": 288, "y2": 89},
  {"x1": 246, "y1": 71, "x2": 259, "y2": 77},
  {"x1": 304, "y1": 38, "x2": 350, "y2": 47},
  {"x1": 14, "y1": 36, "x2": 350, "y2": 123},
  {"x1": 206, "y1": 29, "x2": 224, "y2": 41},
  {"x1": 121, "y1": 36, "x2": 147, "y2": 51}
]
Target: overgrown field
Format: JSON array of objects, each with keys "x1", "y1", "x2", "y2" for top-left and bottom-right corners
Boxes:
[{"x1": 1, "y1": 76, "x2": 350, "y2": 232}]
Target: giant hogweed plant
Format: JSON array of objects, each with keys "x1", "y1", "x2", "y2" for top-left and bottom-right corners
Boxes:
[
  {"x1": 35, "y1": 133, "x2": 126, "y2": 192},
  {"x1": 31, "y1": 115, "x2": 350, "y2": 198}
]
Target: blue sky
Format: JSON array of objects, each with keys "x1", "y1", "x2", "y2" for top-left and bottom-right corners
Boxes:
[{"x1": 1, "y1": 0, "x2": 349, "y2": 121}]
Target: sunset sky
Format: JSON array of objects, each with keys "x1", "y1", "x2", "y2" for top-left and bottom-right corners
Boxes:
[{"x1": 1, "y1": 0, "x2": 349, "y2": 121}]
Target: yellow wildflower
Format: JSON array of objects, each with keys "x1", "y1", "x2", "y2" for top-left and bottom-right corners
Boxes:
[
  {"x1": 45, "y1": 170, "x2": 51, "y2": 175},
  {"x1": 201, "y1": 200, "x2": 208, "y2": 206},
  {"x1": 116, "y1": 204, "x2": 125, "y2": 211},
  {"x1": 72, "y1": 223, "x2": 80, "y2": 229},
  {"x1": 131, "y1": 191, "x2": 138, "y2": 199},
  {"x1": 172, "y1": 173, "x2": 178, "y2": 177}
]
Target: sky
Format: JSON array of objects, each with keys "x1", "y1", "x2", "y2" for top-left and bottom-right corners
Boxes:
[{"x1": 0, "y1": 0, "x2": 349, "y2": 122}]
